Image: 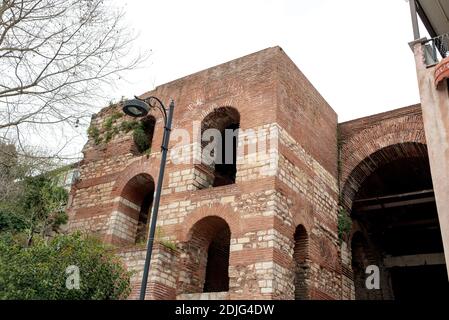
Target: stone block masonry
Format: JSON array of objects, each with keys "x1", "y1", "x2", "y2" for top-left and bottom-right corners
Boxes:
[{"x1": 67, "y1": 46, "x2": 430, "y2": 300}]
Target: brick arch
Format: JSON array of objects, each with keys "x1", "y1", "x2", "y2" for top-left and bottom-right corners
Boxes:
[
  {"x1": 178, "y1": 204, "x2": 238, "y2": 294},
  {"x1": 198, "y1": 105, "x2": 241, "y2": 125},
  {"x1": 179, "y1": 204, "x2": 241, "y2": 242},
  {"x1": 194, "y1": 105, "x2": 242, "y2": 143},
  {"x1": 341, "y1": 142, "x2": 428, "y2": 211},
  {"x1": 291, "y1": 196, "x2": 314, "y2": 234},
  {"x1": 339, "y1": 114, "x2": 426, "y2": 210},
  {"x1": 102, "y1": 158, "x2": 161, "y2": 245},
  {"x1": 293, "y1": 224, "x2": 310, "y2": 300},
  {"x1": 111, "y1": 157, "x2": 161, "y2": 198}
]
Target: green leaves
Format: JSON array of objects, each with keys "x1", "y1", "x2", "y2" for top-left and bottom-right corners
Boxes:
[
  {"x1": 337, "y1": 207, "x2": 352, "y2": 244},
  {"x1": 132, "y1": 123, "x2": 150, "y2": 153},
  {"x1": 87, "y1": 125, "x2": 102, "y2": 145},
  {"x1": 0, "y1": 232, "x2": 131, "y2": 300},
  {"x1": 0, "y1": 173, "x2": 69, "y2": 237},
  {"x1": 0, "y1": 145, "x2": 131, "y2": 300}
]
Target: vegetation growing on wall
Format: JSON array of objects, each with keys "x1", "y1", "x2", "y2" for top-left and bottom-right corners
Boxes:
[
  {"x1": 132, "y1": 123, "x2": 151, "y2": 153},
  {"x1": 337, "y1": 207, "x2": 352, "y2": 243},
  {"x1": 156, "y1": 226, "x2": 177, "y2": 251},
  {"x1": 87, "y1": 112, "x2": 152, "y2": 154}
]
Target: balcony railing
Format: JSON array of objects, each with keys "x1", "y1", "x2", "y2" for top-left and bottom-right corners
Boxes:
[{"x1": 421, "y1": 33, "x2": 449, "y2": 67}]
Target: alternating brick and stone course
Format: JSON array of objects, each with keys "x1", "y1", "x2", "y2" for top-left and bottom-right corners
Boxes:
[{"x1": 67, "y1": 46, "x2": 432, "y2": 300}]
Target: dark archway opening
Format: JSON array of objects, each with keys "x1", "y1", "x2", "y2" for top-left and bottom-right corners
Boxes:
[
  {"x1": 201, "y1": 107, "x2": 240, "y2": 188},
  {"x1": 293, "y1": 225, "x2": 309, "y2": 300},
  {"x1": 350, "y1": 143, "x2": 448, "y2": 300},
  {"x1": 180, "y1": 216, "x2": 231, "y2": 294},
  {"x1": 135, "y1": 191, "x2": 154, "y2": 243},
  {"x1": 120, "y1": 173, "x2": 155, "y2": 244},
  {"x1": 203, "y1": 225, "x2": 231, "y2": 292}
]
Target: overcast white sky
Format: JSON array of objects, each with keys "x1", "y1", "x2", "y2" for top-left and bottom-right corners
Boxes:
[
  {"x1": 62, "y1": 0, "x2": 430, "y2": 159},
  {"x1": 111, "y1": 0, "x2": 424, "y2": 120}
]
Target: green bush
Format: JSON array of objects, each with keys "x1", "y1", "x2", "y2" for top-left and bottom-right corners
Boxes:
[
  {"x1": 119, "y1": 120, "x2": 139, "y2": 133},
  {"x1": 0, "y1": 209, "x2": 26, "y2": 232},
  {"x1": 87, "y1": 125, "x2": 101, "y2": 145},
  {"x1": 103, "y1": 112, "x2": 123, "y2": 131},
  {"x1": 0, "y1": 174, "x2": 68, "y2": 241},
  {"x1": 88, "y1": 114, "x2": 151, "y2": 153},
  {"x1": 0, "y1": 232, "x2": 131, "y2": 300}
]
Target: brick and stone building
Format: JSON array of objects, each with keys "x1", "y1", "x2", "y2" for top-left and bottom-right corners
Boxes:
[{"x1": 66, "y1": 4, "x2": 449, "y2": 299}]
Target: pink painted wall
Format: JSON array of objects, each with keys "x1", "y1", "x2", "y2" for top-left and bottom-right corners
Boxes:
[{"x1": 414, "y1": 43, "x2": 449, "y2": 278}]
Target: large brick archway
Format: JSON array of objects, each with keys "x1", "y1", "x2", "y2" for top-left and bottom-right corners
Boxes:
[
  {"x1": 338, "y1": 104, "x2": 448, "y2": 300},
  {"x1": 339, "y1": 105, "x2": 426, "y2": 210},
  {"x1": 341, "y1": 142, "x2": 428, "y2": 211}
]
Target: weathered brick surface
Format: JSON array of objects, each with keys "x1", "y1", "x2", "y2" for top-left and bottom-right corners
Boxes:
[
  {"x1": 67, "y1": 46, "x2": 425, "y2": 300},
  {"x1": 338, "y1": 104, "x2": 426, "y2": 300},
  {"x1": 338, "y1": 104, "x2": 425, "y2": 210}
]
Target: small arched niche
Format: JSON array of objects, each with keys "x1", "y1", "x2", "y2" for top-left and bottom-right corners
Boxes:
[{"x1": 293, "y1": 224, "x2": 309, "y2": 300}]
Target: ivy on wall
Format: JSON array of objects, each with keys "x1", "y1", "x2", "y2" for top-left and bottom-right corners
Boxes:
[
  {"x1": 337, "y1": 207, "x2": 352, "y2": 243},
  {"x1": 87, "y1": 112, "x2": 152, "y2": 154}
]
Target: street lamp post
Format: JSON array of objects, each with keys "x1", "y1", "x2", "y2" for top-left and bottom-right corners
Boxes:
[{"x1": 122, "y1": 96, "x2": 175, "y2": 300}]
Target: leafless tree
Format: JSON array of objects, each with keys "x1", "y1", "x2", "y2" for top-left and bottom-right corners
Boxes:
[{"x1": 0, "y1": 0, "x2": 149, "y2": 158}]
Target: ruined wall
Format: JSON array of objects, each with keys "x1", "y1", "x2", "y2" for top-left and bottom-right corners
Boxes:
[{"x1": 67, "y1": 46, "x2": 341, "y2": 300}]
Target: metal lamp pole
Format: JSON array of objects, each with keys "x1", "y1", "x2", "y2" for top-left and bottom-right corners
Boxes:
[{"x1": 122, "y1": 96, "x2": 174, "y2": 300}]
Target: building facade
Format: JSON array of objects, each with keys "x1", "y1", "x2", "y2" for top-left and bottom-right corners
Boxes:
[{"x1": 67, "y1": 43, "x2": 448, "y2": 299}]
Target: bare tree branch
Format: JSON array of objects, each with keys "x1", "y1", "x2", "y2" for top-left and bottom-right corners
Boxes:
[{"x1": 0, "y1": 0, "x2": 150, "y2": 158}]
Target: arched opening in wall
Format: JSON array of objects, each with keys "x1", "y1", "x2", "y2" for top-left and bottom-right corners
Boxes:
[
  {"x1": 200, "y1": 107, "x2": 240, "y2": 188},
  {"x1": 293, "y1": 225, "x2": 309, "y2": 300},
  {"x1": 351, "y1": 232, "x2": 376, "y2": 300},
  {"x1": 120, "y1": 173, "x2": 155, "y2": 244},
  {"x1": 347, "y1": 142, "x2": 448, "y2": 300},
  {"x1": 180, "y1": 216, "x2": 231, "y2": 294},
  {"x1": 132, "y1": 116, "x2": 156, "y2": 155}
]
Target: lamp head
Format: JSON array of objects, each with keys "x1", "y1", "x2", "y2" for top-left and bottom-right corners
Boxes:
[{"x1": 122, "y1": 99, "x2": 149, "y2": 118}]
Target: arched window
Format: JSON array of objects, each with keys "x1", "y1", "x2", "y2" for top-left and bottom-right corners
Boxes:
[
  {"x1": 293, "y1": 225, "x2": 309, "y2": 299},
  {"x1": 120, "y1": 173, "x2": 155, "y2": 243},
  {"x1": 200, "y1": 107, "x2": 240, "y2": 188},
  {"x1": 180, "y1": 216, "x2": 231, "y2": 294}
]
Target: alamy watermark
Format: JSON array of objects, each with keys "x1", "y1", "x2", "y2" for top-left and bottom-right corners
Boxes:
[
  {"x1": 365, "y1": 265, "x2": 380, "y2": 290},
  {"x1": 168, "y1": 121, "x2": 279, "y2": 176},
  {"x1": 65, "y1": 265, "x2": 80, "y2": 290}
]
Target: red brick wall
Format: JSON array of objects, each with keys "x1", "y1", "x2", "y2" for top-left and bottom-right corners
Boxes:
[
  {"x1": 337, "y1": 104, "x2": 426, "y2": 300},
  {"x1": 66, "y1": 46, "x2": 409, "y2": 300},
  {"x1": 338, "y1": 104, "x2": 425, "y2": 210}
]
